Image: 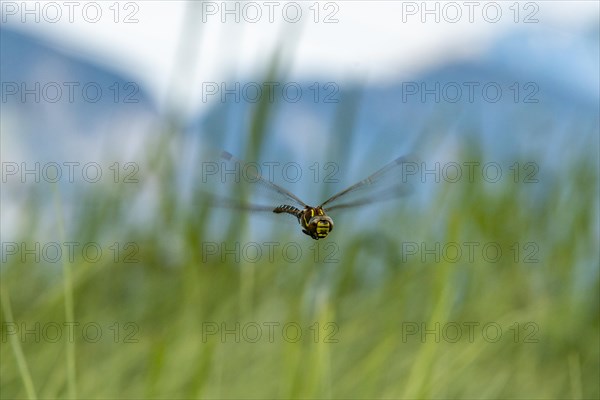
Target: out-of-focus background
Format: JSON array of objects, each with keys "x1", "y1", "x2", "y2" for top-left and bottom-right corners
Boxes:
[{"x1": 1, "y1": 1, "x2": 599, "y2": 399}]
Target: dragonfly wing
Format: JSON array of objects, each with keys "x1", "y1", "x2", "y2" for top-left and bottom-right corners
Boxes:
[
  {"x1": 204, "y1": 191, "x2": 279, "y2": 213},
  {"x1": 320, "y1": 155, "x2": 417, "y2": 211},
  {"x1": 217, "y1": 151, "x2": 308, "y2": 209},
  {"x1": 323, "y1": 183, "x2": 413, "y2": 211}
]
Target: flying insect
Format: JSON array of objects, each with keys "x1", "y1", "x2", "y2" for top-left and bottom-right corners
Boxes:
[{"x1": 215, "y1": 151, "x2": 415, "y2": 240}]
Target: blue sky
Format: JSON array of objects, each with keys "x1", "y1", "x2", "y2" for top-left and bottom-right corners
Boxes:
[{"x1": 3, "y1": 1, "x2": 597, "y2": 116}]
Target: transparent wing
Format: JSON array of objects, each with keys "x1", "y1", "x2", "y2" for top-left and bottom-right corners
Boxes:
[
  {"x1": 203, "y1": 191, "x2": 283, "y2": 213},
  {"x1": 320, "y1": 155, "x2": 416, "y2": 212},
  {"x1": 215, "y1": 151, "x2": 308, "y2": 210}
]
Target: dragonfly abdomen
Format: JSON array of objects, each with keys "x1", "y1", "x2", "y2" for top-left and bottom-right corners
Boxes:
[{"x1": 273, "y1": 205, "x2": 302, "y2": 217}]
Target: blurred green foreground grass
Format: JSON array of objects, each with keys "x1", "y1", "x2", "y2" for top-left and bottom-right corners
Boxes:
[{"x1": 1, "y1": 121, "x2": 598, "y2": 400}]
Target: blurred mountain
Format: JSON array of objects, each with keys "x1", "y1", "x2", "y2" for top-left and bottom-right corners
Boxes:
[
  {"x1": 1, "y1": 27, "x2": 158, "y2": 163},
  {"x1": 195, "y1": 25, "x2": 599, "y2": 174},
  {"x1": 2, "y1": 24, "x2": 598, "y2": 175}
]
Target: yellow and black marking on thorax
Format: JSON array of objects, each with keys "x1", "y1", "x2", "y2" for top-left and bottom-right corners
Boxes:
[{"x1": 274, "y1": 205, "x2": 334, "y2": 240}]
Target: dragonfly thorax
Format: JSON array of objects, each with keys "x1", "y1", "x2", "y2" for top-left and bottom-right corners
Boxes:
[
  {"x1": 300, "y1": 206, "x2": 334, "y2": 240},
  {"x1": 273, "y1": 205, "x2": 333, "y2": 240}
]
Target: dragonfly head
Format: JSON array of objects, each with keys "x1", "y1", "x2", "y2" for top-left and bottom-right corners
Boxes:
[{"x1": 306, "y1": 208, "x2": 334, "y2": 240}]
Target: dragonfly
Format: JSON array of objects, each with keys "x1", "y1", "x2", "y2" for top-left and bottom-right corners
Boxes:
[{"x1": 213, "y1": 151, "x2": 415, "y2": 240}]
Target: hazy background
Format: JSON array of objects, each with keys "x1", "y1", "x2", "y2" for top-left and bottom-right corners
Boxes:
[{"x1": 1, "y1": 1, "x2": 599, "y2": 399}]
